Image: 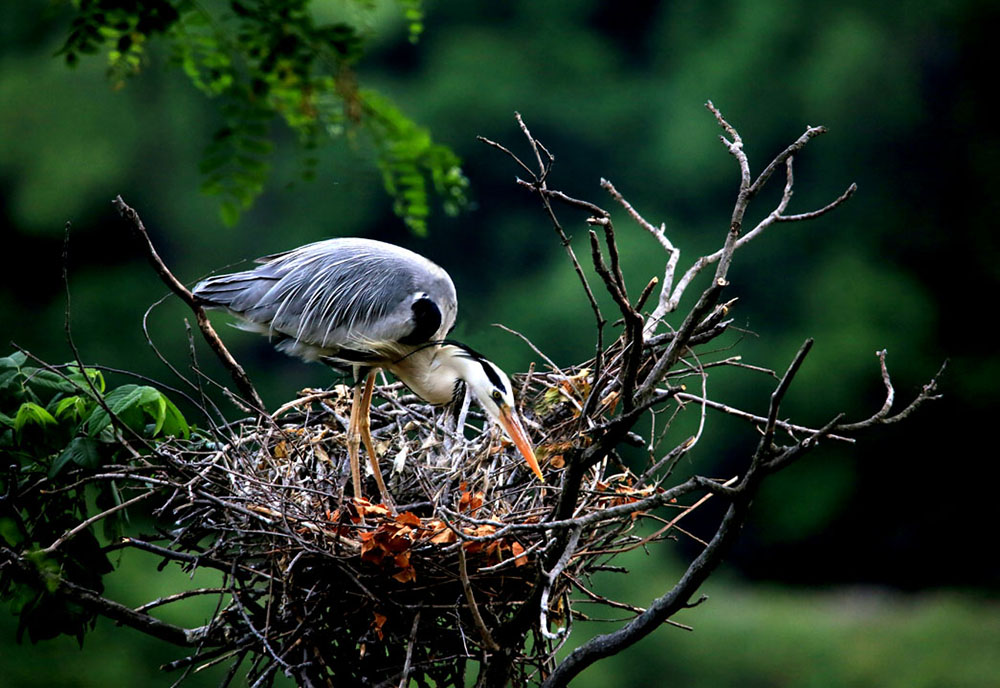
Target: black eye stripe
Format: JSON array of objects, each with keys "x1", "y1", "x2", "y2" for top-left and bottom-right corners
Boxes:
[
  {"x1": 446, "y1": 340, "x2": 508, "y2": 396},
  {"x1": 480, "y1": 361, "x2": 507, "y2": 396}
]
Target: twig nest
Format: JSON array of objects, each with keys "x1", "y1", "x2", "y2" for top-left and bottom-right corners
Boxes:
[{"x1": 162, "y1": 367, "x2": 661, "y2": 685}]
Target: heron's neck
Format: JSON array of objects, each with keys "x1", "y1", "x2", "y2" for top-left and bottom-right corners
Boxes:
[{"x1": 385, "y1": 344, "x2": 468, "y2": 406}]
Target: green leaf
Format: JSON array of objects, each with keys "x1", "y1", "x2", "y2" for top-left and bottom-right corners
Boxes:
[
  {"x1": 50, "y1": 436, "x2": 102, "y2": 477},
  {"x1": 151, "y1": 392, "x2": 167, "y2": 436},
  {"x1": 360, "y1": 89, "x2": 469, "y2": 233},
  {"x1": 0, "y1": 352, "x2": 28, "y2": 369},
  {"x1": 14, "y1": 402, "x2": 57, "y2": 434},
  {"x1": 85, "y1": 384, "x2": 147, "y2": 436},
  {"x1": 55, "y1": 0, "x2": 463, "y2": 236},
  {"x1": 66, "y1": 365, "x2": 105, "y2": 394},
  {"x1": 53, "y1": 396, "x2": 90, "y2": 423},
  {"x1": 25, "y1": 549, "x2": 62, "y2": 594},
  {"x1": 0, "y1": 516, "x2": 26, "y2": 548},
  {"x1": 24, "y1": 368, "x2": 82, "y2": 397},
  {"x1": 219, "y1": 200, "x2": 241, "y2": 226},
  {"x1": 84, "y1": 384, "x2": 188, "y2": 439},
  {"x1": 157, "y1": 395, "x2": 190, "y2": 439}
]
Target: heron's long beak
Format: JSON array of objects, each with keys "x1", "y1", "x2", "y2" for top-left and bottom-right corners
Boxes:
[{"x1": 498, "y1": 405, "x2": 544, "y2": 482}]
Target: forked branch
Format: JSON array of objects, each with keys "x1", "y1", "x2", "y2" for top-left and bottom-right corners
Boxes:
[
  {"x1": 112, "y1": 195, "x2": 265, "y2": 413},
  {"x1": 479, "y1": 105, "x2": 941, "y2": 688}
]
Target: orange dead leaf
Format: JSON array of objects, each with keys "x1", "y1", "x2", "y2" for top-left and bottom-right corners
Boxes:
[
  {"x1": 359, "y1": 532, "x2": 386, "y2": 565},
  {"x1": 384, "y1": 528, "x2": 412, "y2": 554},
  {"x1": 392, "y1": 551, "x2": 416, "y2": 583},
  {"x1": 395, "y1": 511, "x2": 422, "y2": 528},
  {"x1": 350, "y1": 497, "x2": 392, "y2": 523},
  {"x1": 510, "y1": 541, "x2": 527, "y2": 566},
  {"x1": 392, "y1": 566, "x2": 417, "y2": 584},
  {"x1": 600, "y1": 390, "x2": 620, "y2": 414},
  {"x1": 458, "y1": 490, "x2": 484, "y2": 514},
  {"x1": 429, "y1": 524, "x2": 457, "y2": 545},
  {"x1": 372, "y1": 612, "x2": 387, "y2": 641},
  {"x1": 364, "y1": 503, "x2": 392, "y2": 518}
]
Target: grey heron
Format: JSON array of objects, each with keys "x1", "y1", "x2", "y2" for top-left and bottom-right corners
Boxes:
[{"x1": 192, "y1": 237, "x2": 543, "y2": 505}]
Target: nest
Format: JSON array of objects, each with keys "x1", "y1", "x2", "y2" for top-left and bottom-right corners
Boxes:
[{"x1": 151, "y1": 357, "x2": 686, "y2": 687}]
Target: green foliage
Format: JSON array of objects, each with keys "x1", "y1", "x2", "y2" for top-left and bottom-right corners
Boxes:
[
  {"x1": 56, "y1": 0, "x2": 460, "y2": 230},
  {"x1": 361, "y1": 89, "x2": 469, "y2": 235},
  {"x1": 0, "y1": 351, "x2": 189, "y2": 647},
  {"x1": 397, "y1": 0, "x2": 424, "y2": 44},
  {"x1": 58, "y1": 0, "x2": 179, "y2": 75}
]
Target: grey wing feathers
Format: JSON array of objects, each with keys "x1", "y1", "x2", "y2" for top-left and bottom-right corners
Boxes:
[{"x1": 193, "y1": 238, "x2": 457, "y2": 361}]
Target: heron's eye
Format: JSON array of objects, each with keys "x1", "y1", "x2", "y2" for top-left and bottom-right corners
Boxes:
[{"x1": 491, "y1": 390, "x2": 503, "y2": 403}]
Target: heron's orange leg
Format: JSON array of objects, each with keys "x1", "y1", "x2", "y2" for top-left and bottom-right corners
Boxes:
[
  {"x1": 358, "y1": 371, "x2": 395, "y2": 509},
  {"x1": 347, "y1": 381, "x2": 364, "y2": 503}
]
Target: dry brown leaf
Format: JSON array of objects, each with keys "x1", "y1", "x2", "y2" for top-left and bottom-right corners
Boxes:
[
  {"x1": 458, "y1": 490, "x2": 484, "y2": 514},
  {"x1": 392, "y1": 567, "x2": 417, "y2": 584},
  {"x1": 600, "y1": 390, "x2": 620, "y2": 414},
  {"x1": 510, "y1": 541, "x2": 527, "y2": 566},
  {"x1": 428, "y1": 524, "x2": 456, "y2": 545},
  {"x1": 372, "y1": 612, "x2": 387, "y2": 641},
  {"x1": 395, "y1": 511, "x2": 422, "y2": 528}
]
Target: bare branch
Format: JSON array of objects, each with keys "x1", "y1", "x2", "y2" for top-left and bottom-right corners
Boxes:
[
  {"x1": 458, "y1": 547, "x2": 500, "y2": 652},
  {"x1": 777, "y1": 181, "x2": 858, "y2": 222},
  {"x1": 675, "y1": 392, "x2": 855, "y2": 443},
  {"x1": 760, "y1": 338, "x2": 814, "y2": 453},
  {"x1": 837, "y1": 354, "x2": 946, "y2": 432},
  {"x1": 539, "y1": 526, "x2": 581, "y2": 641},
  {"x1": 397, "y1": 611, "x2": 422, "y2": 688},
  {"x1": 42, "y1": 490, "x2": 156, "y2": 555},
  {"x1": 645, "y1": 104, "x2": 854, "y2": 332},
  {"x1": 542, "y1": 493, "x2": 752, "y2": 688},
  {"x1": 112, "y1": 195, "x2": 265, "y2": 413}
]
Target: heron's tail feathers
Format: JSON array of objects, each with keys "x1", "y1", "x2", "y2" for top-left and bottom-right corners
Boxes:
[{"x1": 192, "y1": 272, "x2": 278, "y2": 311}]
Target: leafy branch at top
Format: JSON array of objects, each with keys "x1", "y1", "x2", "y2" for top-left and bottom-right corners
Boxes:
[{"x1": 57, "y1": 0, "x2": 464, "y2": 231}]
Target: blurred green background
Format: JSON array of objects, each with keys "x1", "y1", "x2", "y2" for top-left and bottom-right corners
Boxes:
[{"x1": 2, "y1": 0, "x2": 997, "y2": 685}]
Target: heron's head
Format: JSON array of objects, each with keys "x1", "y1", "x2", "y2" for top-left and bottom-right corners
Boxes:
[{"x1": 447, "y1": 344, "x2": 544, "y2": 482}]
